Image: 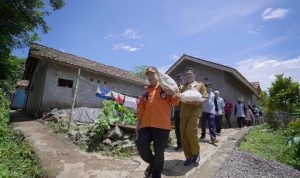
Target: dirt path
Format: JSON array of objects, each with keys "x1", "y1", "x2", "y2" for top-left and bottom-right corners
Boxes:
[{"x1": 10, "y1": 110, "x2": 249, "y2": 178}]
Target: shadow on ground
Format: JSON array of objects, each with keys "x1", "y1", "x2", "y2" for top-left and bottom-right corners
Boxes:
[
  {"x1": 10, "y1": 110, "x2": 34, "y2": 122},
  {"x1": 162, "y1": 159, "x2": 196, "y2": 176}
]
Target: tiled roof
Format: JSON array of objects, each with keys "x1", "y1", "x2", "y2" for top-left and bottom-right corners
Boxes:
[
  {"x1": 251, "y1": 82, "x2": 260, "y2": 89},
  {"x1": 166, "y1": 54, "x2": 259, "y2": 95},
  {"x1": 29, "y1": 43, "x2": 145, "y2": 85},
  {"x1": 16, "y1": 80, "x2": 29, "y2": 87},
  {"x1": 251, "y1": 82, "x2": 261, "y2": 92}
]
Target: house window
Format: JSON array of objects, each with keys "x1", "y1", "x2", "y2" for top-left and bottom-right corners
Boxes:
[{"x1": 58, "y1": 78, "x2": 73, "y2": 88}]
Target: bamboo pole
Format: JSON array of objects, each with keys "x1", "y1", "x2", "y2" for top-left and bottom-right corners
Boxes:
[{"x1": 69, "y1": 68, "x2": 81, "y2": 129}]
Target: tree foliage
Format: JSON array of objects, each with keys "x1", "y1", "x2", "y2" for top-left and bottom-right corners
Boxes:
[
  {"x1": 0, "y1": 0, "x2": 64, "y2": 94},
  {"x1": 0, "y1": 56, "x2": 26, "y2": 94},
  {"x1": 132, "y1": 65, "x2": 148, "y2": 81},
  {"x1": 0, "y1": 0, "x2": 65, "y2": 53},
  {"x1": 269, "y1": 74, "x2": 299, "y2": 112},
  {"x1": 262, "y1": 74, "x2": 300, "y2": 129}
]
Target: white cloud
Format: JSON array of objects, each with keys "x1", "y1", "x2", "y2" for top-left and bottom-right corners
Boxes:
[
  {"x1": 262, "y1": 7, "x2": 289, "y2": 20},
  {"x1": 104, "y1": 34, "x2": 113, "y2": 39},
  {"x1": 170, "y1": 55, "x2": 179, "y2": 61},
  {"x1": 246, "y1": 24, "x2": 262, "y2": 34},
  {"x1": 158, "y1": 64, "x2": 173, "y2": 73},
  {"x1": 112, "y1": 43, "x2": 140, "y2": 52},
  {"x1": 238, "y1": 36, "x2": 289, "y2": 54},
  {"x1": 123, "y1": 29, "x2": 143, "y2": 39},
  {"x1": 171, "y1": 0, "x2": 274, "y2": 36},
  {"x1": 59, "y1": 48, "x2": 65, "y2": 52},
  {"x1": 236, "y1": 56, "x2": 300, "y2": 90}
]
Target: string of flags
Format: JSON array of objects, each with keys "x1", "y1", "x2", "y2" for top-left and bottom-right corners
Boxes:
[{"x1": 96, "y1": 85, "x2": 138, "y2": 110}]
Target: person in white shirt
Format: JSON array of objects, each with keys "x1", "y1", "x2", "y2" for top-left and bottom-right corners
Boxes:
[
  {"x1": 200, "y1": 83, "x2": 218, "y2": 144},
  {"x1": 214, "y1": 91, "x2": 225, "y2": 135},
  {"x1": 234, "y1": 100, "x2": 247, "y2": 128}
]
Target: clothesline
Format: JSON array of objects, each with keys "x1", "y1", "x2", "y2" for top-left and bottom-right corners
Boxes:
[
  {"x1": 79, "y1": 76, "x2": 139, "y2": 98},
  {"x1": 77, "y1": 76, "x2": 139, "y2": 110},
  {"x1": 95, "y1": 85, "x2": 138, "y2": 111}
]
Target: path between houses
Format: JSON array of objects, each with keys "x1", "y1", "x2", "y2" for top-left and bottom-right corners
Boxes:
[{"x1": 10, "y1": 110, "x2": 250, "y2": 178}]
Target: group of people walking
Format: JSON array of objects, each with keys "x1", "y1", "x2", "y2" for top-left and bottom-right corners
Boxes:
[{"x1": 135, "y1": 66, "x2": 262, "y2": 178}]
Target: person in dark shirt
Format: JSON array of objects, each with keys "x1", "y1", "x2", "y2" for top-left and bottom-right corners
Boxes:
[{"x1": 224, "y1": 99, "x2": 233, "y2": 128}]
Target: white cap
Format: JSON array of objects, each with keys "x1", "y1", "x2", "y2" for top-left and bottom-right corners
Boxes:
[{"x1": 214, "y1": 90, "x2": 219, "y2": 94}]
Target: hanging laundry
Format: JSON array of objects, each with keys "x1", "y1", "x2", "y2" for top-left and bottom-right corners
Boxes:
[
  {"x1": 123, "y1": 96, "x2": 138, "y2": 110},
  {"x1": 111, "y1": 91, "x2": 118, "y2": 101},
  {"x1": 111, "y1": 91, "x2": 125, "y2": 104},
  {"x1": 96, "y1": 86, "x2": 111, "y2": 99},
  {"x1": 117, "y1": 93, "x2": 125, "y2": 105}
]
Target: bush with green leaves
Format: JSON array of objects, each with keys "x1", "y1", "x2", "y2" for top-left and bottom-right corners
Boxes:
[
  {"x1": 95, "y1": 100, "x2": 137, "y2": 139},
  {"x1": 0, "y1": 89, "x2": 43, "y2": 177},
  {"x1": 240, "y1": 125, "x2": 300, "y2": 170},
  {"x1": 98, "y1": 100, "x2": 137, "y2": 127},
  {"x1": 285, "y1": 118, "x2": 300, "y2": 163},
  {"x1": 86, "y1": 100, "x2": 137, "y2": 152},
  {"x1": 259, "y1": 74, "x2": 300, "y2": 129}
]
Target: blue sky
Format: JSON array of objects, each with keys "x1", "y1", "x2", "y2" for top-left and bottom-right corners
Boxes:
[{"x1": 13, "y1": 0, "x2": 300, "y2": 90}]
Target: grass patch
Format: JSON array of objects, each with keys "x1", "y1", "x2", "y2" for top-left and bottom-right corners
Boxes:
[
  {"x1": 47, "y1": 120, "x2": 69, "y2": 134},
  {"x1": 0, "y1": 131, "x2": 43, "y2": 177},
  {"x1": 240, "y1": 125, "x2": 300, "y2": 170},
  {"x1": 0, "y1": 89, "x2": 43, "y2": 177},
  {"x1": 101, "y1": 145, "x2": 138, "y2": 159}
]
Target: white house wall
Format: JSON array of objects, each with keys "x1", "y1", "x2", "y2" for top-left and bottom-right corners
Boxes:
[
  {"x1": 26, "y1": 60, "x2": 48, "y2": 113},
  {"x1": 37, "y1": 61, "x2": 144, "y2": 112}
]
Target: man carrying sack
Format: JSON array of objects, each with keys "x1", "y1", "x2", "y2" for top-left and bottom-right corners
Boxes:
[
  {"x1": 179, "y1": 68, "x2": 208, "y2": 166},
  {"x1": 136, "y1": 66, "x2": 180, "y2": 178}
]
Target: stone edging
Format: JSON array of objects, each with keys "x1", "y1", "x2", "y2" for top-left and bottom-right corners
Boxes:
[{"x1": 189, "y1": 127, "x2": 251, "y2": 178}]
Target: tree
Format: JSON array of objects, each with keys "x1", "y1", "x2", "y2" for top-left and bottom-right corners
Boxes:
[
  {"x1": 267, "y1": 74, "x2": 300, "y2": 128},
  {"x1": 0, "y1": 0, "x2": 65, "y2": 55},
  {"x1": 0, "y1": 0, "x2": 65, "y2": 95},
  {"x1": 132, "y1": 65, "x2": 148, "y2": 81},
  {"x1": 0, "y1": 56, "x2": 26, "y2": 95}
]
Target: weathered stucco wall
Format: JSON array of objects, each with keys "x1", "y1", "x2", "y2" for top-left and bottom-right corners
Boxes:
[
  {"x1": 169, "y1": 60, "x2": 258, "y2": 128},
  {"x1": 26, "y1": 60, "x2": 48, "y2": 113},
  {"x1": 169, "y1": 60, "x2": 226, "y2": 96},
  {"x1": 27, "y1": 60, "x2": 144, "y2": 113}
]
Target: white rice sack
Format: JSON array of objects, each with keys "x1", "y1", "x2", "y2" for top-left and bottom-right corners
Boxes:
[
  {"x1": 158, "y1": 73, "x2": 179, "y2": 93},
  {"x1": 180, "y1": 87, "x2": 202, "y2": 102}
]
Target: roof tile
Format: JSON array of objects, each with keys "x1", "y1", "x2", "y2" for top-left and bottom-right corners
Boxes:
[{"x1": 29, "y1": 43, "x2": 145, "y2": 85}]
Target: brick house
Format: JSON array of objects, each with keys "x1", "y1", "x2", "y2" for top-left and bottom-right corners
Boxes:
[{"x1": 23, "y1": 43, "x2": 145, "y2": 114}]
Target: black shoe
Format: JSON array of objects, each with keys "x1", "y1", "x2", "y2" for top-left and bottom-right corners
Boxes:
[
  {"x1": 175, "y1": 145, "x2": 182, "y2": 151},
  {"x1": 211, "y1": 139, "x2": 219, "y2": 144},
  {"x1": 144, "y1": 165, "x2": 153, "y2": 177},
  {"x1": 183, "y1": 158, "x2": 193, "y2": 166},
  {"x1": 192, "y1": 154, "x2": 200, "y2": 163},
  {"x1": 200, "y1": 136, "x2": 205, "y2": 140}
]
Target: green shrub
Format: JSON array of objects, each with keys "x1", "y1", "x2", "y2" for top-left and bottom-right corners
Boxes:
[
  {"x1": 285, "y1": 118, "x2": 300, "y2": 138},
  {"x1": 86, "y1": 100, "x2": 137, "y2": 152},
  {"x1": 285, "y1": 118, "x2": 300, "y2": 167},
  {"x1": 95, "y1": 100, "x2": 137, "y2": 140},
  {"x1": 0, "y1": 89, "x2": 43, "y2": 177},
  {"x1": 240, "y1": 125, "x2": 300, "y2": 170}
]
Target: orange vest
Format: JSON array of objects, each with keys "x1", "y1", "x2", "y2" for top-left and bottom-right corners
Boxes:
[{"x1": 138, "y1": 84, "x2": 180, "y2": 130}]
